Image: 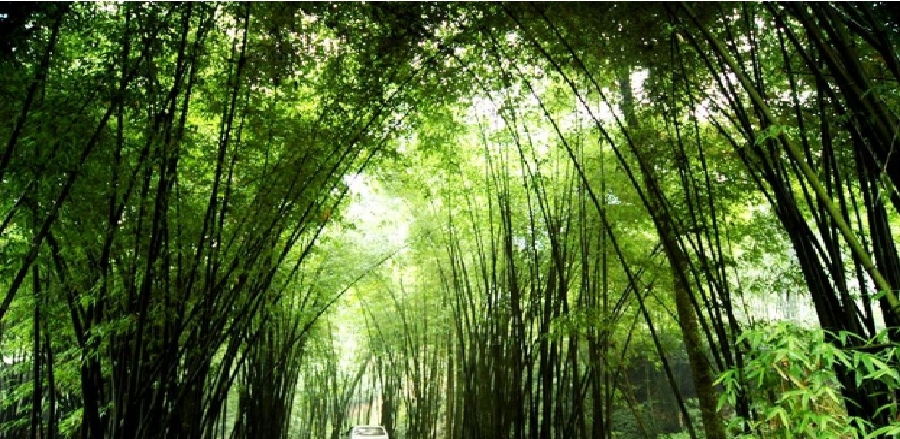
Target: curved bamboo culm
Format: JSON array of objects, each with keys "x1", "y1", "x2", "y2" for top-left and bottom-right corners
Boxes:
[{"x1": 679, "y1": 3, "x2": 899, "y2": 316}]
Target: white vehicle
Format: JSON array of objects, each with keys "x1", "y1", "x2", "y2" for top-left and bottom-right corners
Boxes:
[{"x1": 345, "y1": 425, "x2": 389, "y2": 439}]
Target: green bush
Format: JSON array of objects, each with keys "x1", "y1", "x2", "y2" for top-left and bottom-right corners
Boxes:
[{"x1": 716, "y1": 322, "x2": 900, "y2": 439}]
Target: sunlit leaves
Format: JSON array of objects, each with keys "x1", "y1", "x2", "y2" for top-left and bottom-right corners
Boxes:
[{"x1": 718, "y1": 322, "x2": 900, "y2": 439}]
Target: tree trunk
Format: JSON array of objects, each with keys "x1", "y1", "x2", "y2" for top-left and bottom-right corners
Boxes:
[{"x1": 618, "y1": 71, "x2": 726, "y2": 439}]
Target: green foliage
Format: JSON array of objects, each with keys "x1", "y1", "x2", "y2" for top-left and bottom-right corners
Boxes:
[
  {"x1": 717, "y1": 322, "x2": 900, "y2": 439},
  {"x1": 2, "y1": 2, "x2": 900, "y2": 439}
]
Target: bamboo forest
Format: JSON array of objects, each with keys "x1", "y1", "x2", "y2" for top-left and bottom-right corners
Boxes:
[{"x1": 1, "y1": 2, "x2": 900, "y2": 439}]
